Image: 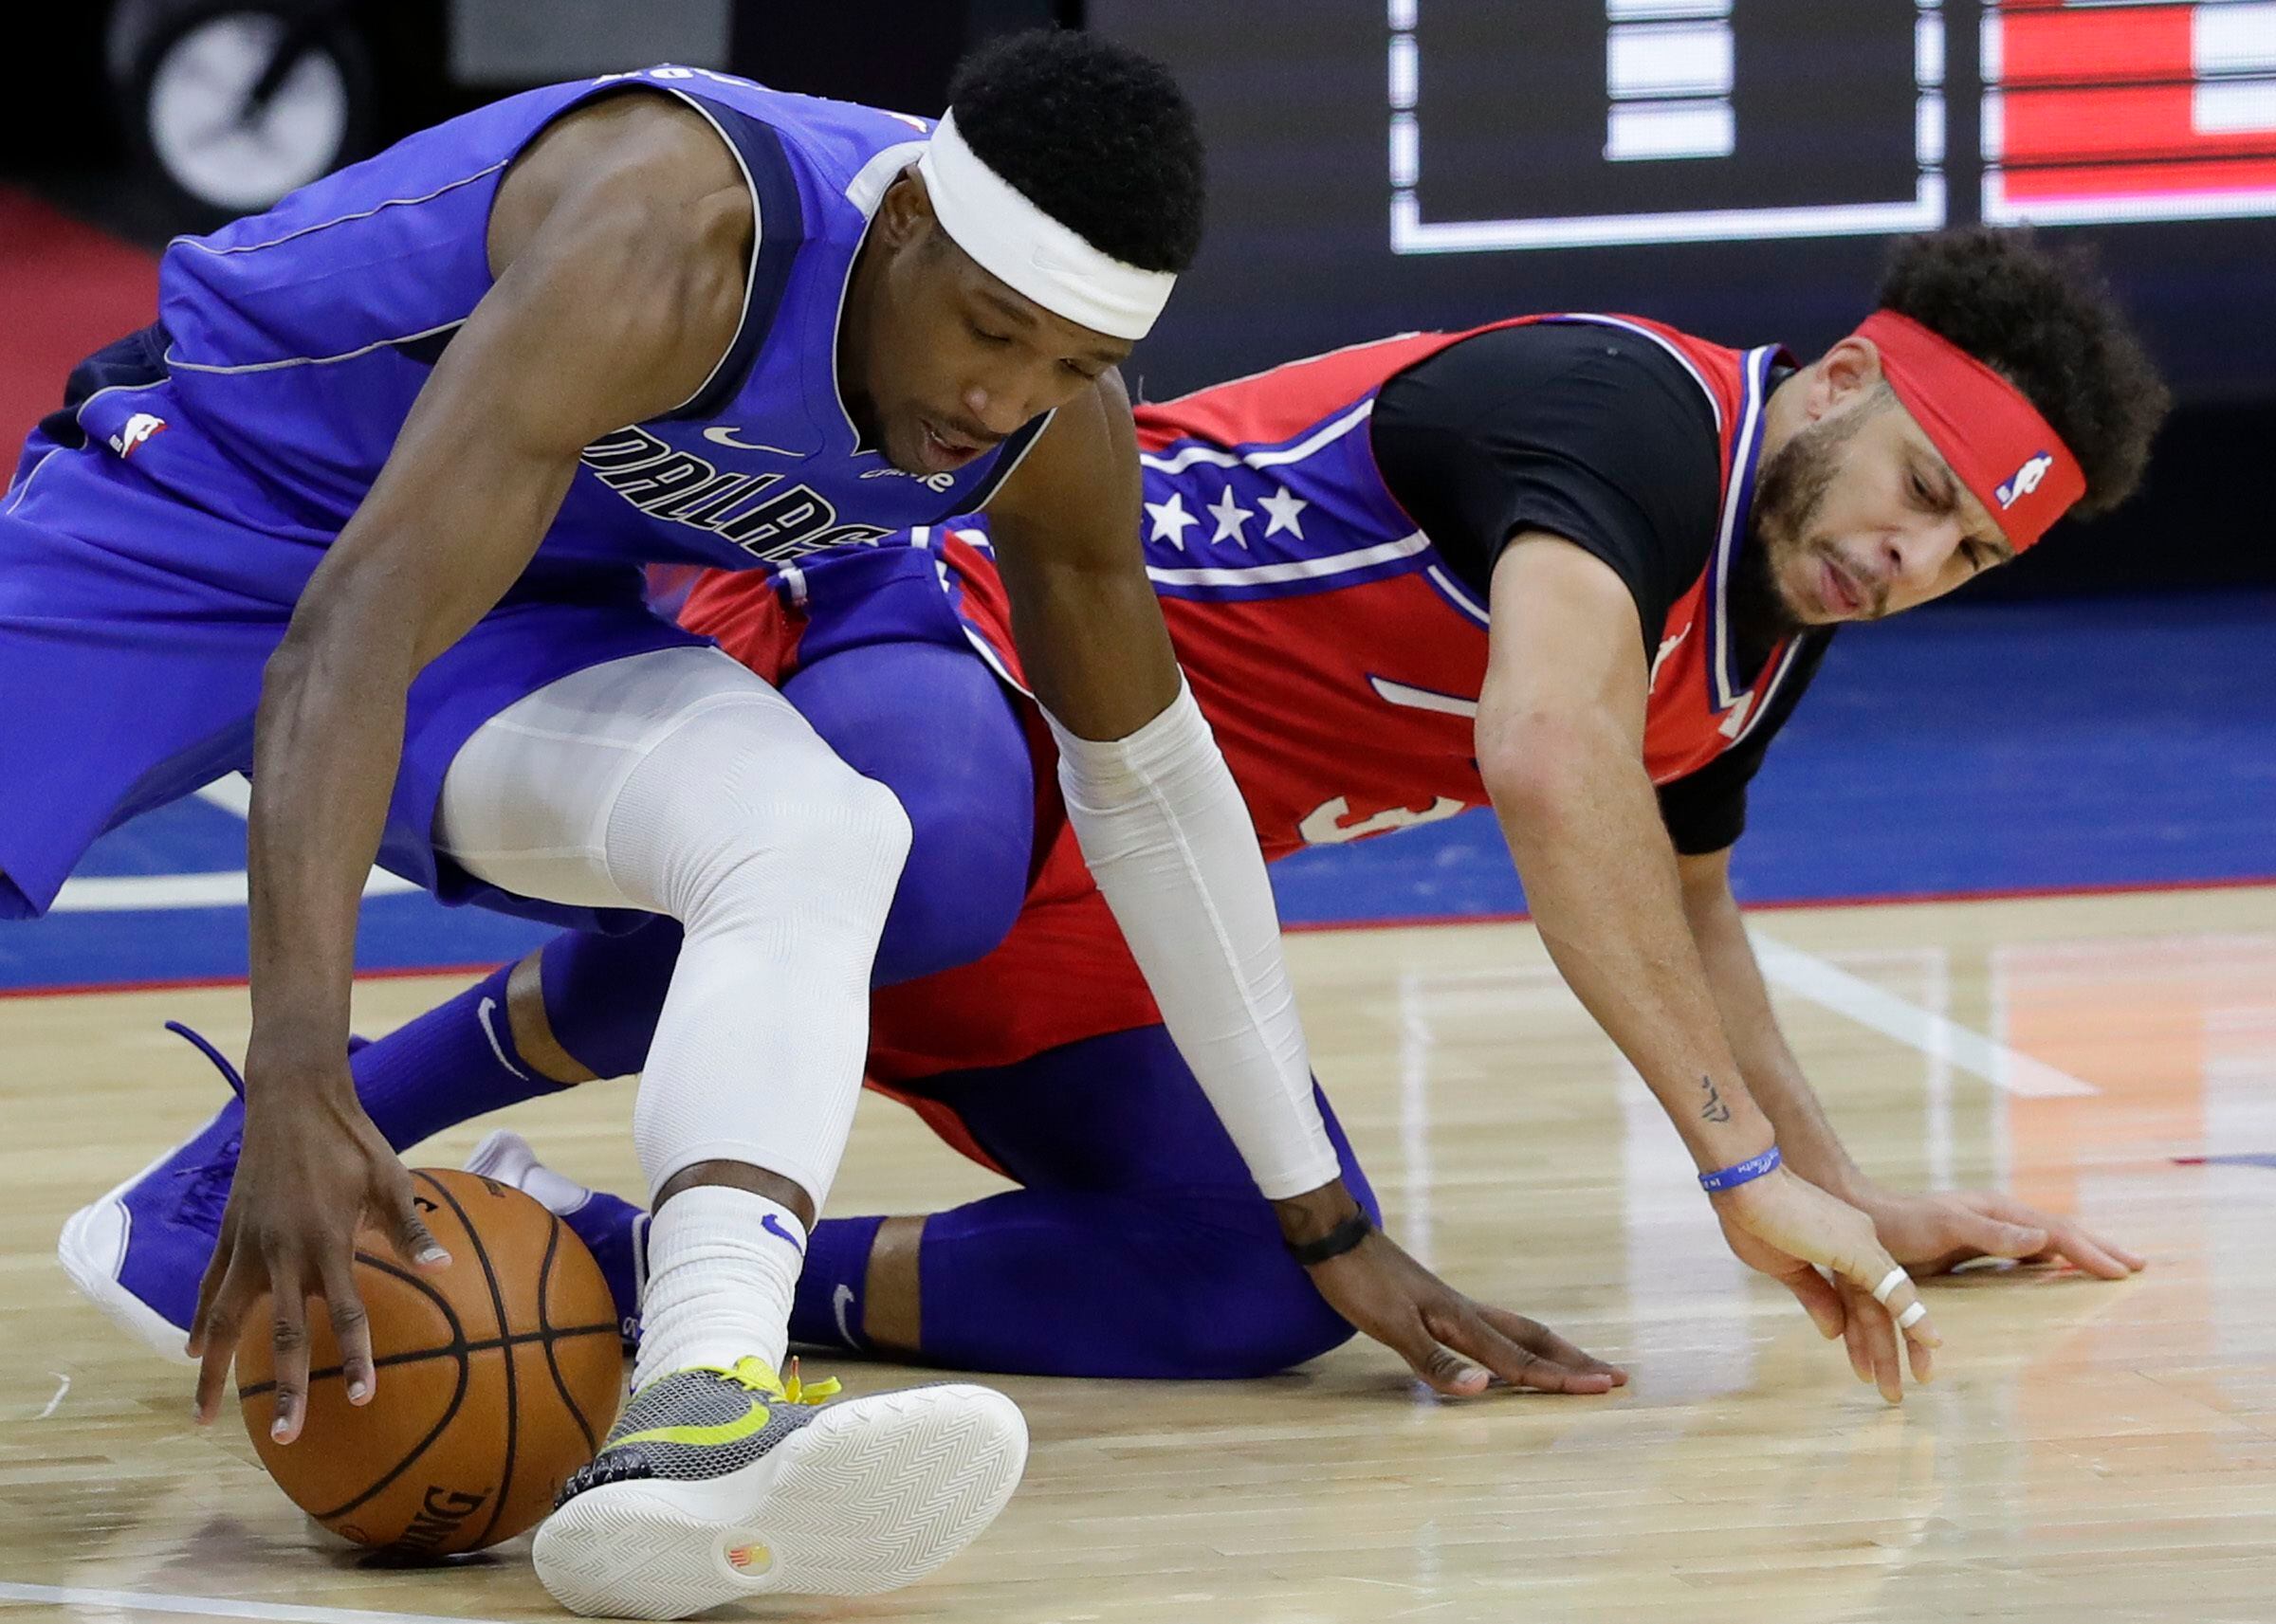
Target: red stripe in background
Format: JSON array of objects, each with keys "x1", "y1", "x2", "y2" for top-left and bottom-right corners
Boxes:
[
  {"x1": 0, "y1": 962, "x2": 506, "y2": 1003},
  {"x1": 1995, "y1": 7, "x2": 2276, "y2": 202},
  {"x1": 0, "y1": 188, "x2": 159, "y2": 453}
]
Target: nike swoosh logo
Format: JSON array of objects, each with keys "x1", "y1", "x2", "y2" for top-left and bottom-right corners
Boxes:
[
  {"x1": 1367, "y1": 676, "x2": 1480, "y2": 719},
  {"x1": 762, "y1": 1212, "x2": 804, "y2": 1253},
  {"x1": 833, "y1": 1283, "x2": 861, "y2": 1347},
  {"x1": 475, "y1": 997, "x2": 527, "y2": 1081},
  {"x1": 702, "y1": 426, "x2": 802, "y2": 455},
  {"x1": 614, "y1": 1398, "x2": 773, "y2": 1451}
]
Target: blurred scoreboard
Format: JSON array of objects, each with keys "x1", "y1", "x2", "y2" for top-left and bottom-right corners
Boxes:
[
  {"x1": 1986, "y1": 0, "x2": 2276, "y2": 223},
  {"x1": 1384, "y1": 0, "x2": 1942, "y2": 250},
  {"x1": 1090, "y1": 0, "x2": 2276, "y2": 404}
]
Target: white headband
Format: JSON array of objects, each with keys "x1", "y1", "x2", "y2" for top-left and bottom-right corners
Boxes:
[{"x1": 916, "y1": 108, "x2": 1177, "y2": 342}]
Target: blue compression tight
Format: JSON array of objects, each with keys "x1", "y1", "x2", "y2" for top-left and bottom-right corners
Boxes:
[{"x1": 786, "y1": 1025, "x2": 1380, "y2": 1378}]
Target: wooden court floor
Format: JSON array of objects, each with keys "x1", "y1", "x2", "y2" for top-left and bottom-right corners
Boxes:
[{"x1": 2, "y1": 884, "x2": 2272, "y2": 1623}]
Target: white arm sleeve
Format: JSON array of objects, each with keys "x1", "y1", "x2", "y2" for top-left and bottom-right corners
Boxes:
[{"x1": 1045, "y1": 678, "x2": 1340, "y2": 1200}]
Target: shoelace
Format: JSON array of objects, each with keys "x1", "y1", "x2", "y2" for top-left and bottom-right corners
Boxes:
[
  {"x1": 159, "y1": 1019, "x2": 371, "y2": 1099},
  {"x1": 765, "y1": 1356, "x2": 840, "y2": 1406},
  {"x1": 626, "y1": 1355, "x2": 842, "y2": 1413},
  {"x1": 708, "y1": 1354, "x2": 841, "y2": 1407},
  {"x1": 155, "y1": 1023, "x2": 373, "y2": 1231},
  {"x1": 171, "y1": 1150, "x2": 241, "y2": 1231},
  {"x1": 160, "y1": 1022, "x2": 246, "y2": 1230},
  {"x1": 164, "y1": 1020, "x2": 247, "y2": 1099}
]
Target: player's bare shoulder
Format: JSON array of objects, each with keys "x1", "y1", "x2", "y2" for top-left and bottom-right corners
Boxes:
[{"x1": 485, "y1": 91, "x2": 753, "y2": 342}]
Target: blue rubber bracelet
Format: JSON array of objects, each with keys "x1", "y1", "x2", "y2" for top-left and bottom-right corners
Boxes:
[{"x1": 1698, "y1": 1144, "x2": 1782, "y2": 1193}]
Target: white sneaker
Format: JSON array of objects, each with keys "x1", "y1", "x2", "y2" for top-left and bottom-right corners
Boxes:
[{"x1": 532, "y1": 1358, "x2": 1026, "y2": 1619}]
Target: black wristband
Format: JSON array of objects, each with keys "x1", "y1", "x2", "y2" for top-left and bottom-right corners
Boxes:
[{"x1": 1285, "y1": 1209, "x2": 1373, "y2": 1268}]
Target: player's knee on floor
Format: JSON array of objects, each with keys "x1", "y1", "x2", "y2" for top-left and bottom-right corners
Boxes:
[
  {"x1": 1153, "y1": 1215, "x2": 1359, "y2": 1378},
  {"x1": 1160, "y1": 1157, "x2": 1380, "y2": 1377}
]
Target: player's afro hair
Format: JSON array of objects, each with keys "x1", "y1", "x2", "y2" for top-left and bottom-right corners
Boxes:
[
  {"x1": 946, "y1": 28, "x2": 1205, "y2": 275},
  {"x1": 1877, "y1": 227, "x2": 2169, "y2": 517}
]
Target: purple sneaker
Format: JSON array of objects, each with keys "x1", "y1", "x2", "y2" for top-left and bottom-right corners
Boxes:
[{"x1": 56, "y1": 1023, "x2": 248, "y2": 1362}]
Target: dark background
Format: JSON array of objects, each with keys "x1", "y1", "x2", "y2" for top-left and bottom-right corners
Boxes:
[
  {"x1": 4, "y1": 0, "x2": 2267, "y2": 598},
  {"x1": 1084, "y1": 0, "x2": 2275, "y2": 602}
]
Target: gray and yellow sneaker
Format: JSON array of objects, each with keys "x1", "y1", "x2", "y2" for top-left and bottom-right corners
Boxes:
[{"x1": 531, "y1": 1357, "x2": 1027, "y2": 1619}]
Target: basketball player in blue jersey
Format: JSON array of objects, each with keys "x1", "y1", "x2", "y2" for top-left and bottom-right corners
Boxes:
[{"x1": 2, "y1": 30, "x2": 1542, "y2": 1617}]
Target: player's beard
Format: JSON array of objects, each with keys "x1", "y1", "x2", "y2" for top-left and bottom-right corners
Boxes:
[{"x1": 1732, "y1": 403, "x2": 1873, "y2": 651}]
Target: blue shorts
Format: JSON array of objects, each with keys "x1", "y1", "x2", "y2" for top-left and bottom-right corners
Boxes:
[{"x1": 0, "y1": 434, "x2": 701, "y2": 926}]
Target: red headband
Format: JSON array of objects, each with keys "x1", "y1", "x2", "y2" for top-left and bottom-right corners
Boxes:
[{"x1": 1852, "y1": 309, "x2": 2084, "y2": 552}]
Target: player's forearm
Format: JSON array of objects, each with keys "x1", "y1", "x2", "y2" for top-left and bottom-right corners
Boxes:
[
  {"x1": 244, "y1": 601, "x2": 417, "y2": 1086},
  {"x1": 1486, "y1": 727, "x2": 1772, "y2": 1170},
  {"x1": 1680, "y1": 865, "x2": 1864, "y2": 1195},
  {"x1": 1048, "y1": 679, "x2": 1343, "y2": 1202}
]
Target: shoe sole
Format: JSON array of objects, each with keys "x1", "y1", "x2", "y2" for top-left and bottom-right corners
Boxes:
[
  {"x1": 56, "y1": 1135, "x2": 211, "y2": 1365},
  {"x1": 531, "y1": 1383, "x2": 1028, "y2": 1619}
]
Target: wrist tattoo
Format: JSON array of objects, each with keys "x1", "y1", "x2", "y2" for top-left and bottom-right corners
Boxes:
[{"x1": 1698, "y1": 1074, "x2": 1733, "y2": 1124}]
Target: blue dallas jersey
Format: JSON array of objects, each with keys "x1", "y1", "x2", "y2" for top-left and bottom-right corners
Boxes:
[
  {"x1": 0, "y1": 65, "x2": 1055, "y2": 927},
  {"x1": 46, "y1": 66, "x2": 1048, "y2": 580}
]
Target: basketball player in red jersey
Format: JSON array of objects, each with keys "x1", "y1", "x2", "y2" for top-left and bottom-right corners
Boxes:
[{"x1": 83, "y1": 228, "x2": 2166, "y2": 1406}]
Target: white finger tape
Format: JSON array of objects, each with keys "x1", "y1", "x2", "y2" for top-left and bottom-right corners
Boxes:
[
  {"x1": 1872, "y1": 1266, "x2": 1909, "y2": 1305},
  {"x1": 1897, "y1": 1301, "x2": 1928, "y2": 1331}
]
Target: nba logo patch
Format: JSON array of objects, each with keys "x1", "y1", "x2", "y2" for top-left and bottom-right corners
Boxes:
[
  {"x1": 1996, "y1": 450, "x2": 2053, "y2": 509},
  {"x1": 109, "y1": 412, "x2": 167, "y2": 459}
]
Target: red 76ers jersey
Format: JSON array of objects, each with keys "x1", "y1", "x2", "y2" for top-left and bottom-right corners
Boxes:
[{"x1": 1029, "y1": 315, "x2": 1805, "y2": 861}]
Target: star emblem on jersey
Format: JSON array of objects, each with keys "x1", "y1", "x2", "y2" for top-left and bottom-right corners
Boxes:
[
  {"x1": 1205, "y1": 484, "x2": 1255, "y2": 548},
  {"x1": 1146, "y1": 490, "x2": 1200, "y2": 549},
  {"x1": 1257, "y1": 484, "x2": 1309, "y2": 539}
]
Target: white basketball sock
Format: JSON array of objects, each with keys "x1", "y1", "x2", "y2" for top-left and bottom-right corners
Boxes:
[{"x1": 633, "y1": 1185, "x2": 807, "y2": 1388}]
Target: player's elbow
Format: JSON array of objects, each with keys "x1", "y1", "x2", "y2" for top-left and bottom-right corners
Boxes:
[
  {"x1": 1475, "y1": 704, "x2": 1619, "y2": 831},
  {"x1": 265, "y1": 558, "x2": 414, "y2": 708},
  {"x1": 263, "y1": 591, "x2": 341, "y2": 703}
]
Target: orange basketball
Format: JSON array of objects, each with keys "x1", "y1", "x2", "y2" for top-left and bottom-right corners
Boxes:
[{"x1": 236, "y1": 1168, "x2": 624, "y2": 1557}]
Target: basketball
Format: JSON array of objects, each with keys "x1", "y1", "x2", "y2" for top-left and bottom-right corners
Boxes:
[{"x1": 234, "y1": 1168, "x2": 624, "y2": 1557}]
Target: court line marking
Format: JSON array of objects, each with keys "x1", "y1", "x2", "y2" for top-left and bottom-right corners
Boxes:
[
  {"x1": 59, "y1": 775, "x2": 415, "y2": 911},
  {"x1": 1411, "y1": 937, "x2": 2095, "y2": 1099},
  {"x1": 193, "y1": 774, "x2": 254, "y2": 817},
  {"x1": 50, "y1": 868, "x2": 416, "y2": 913},
  {"x1": 0, "y1": 1579, "x2": 510, "y2": 1624},
  {"x1": 1749, "y1": 931, "x2": 2097, "y2": 1098}
]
